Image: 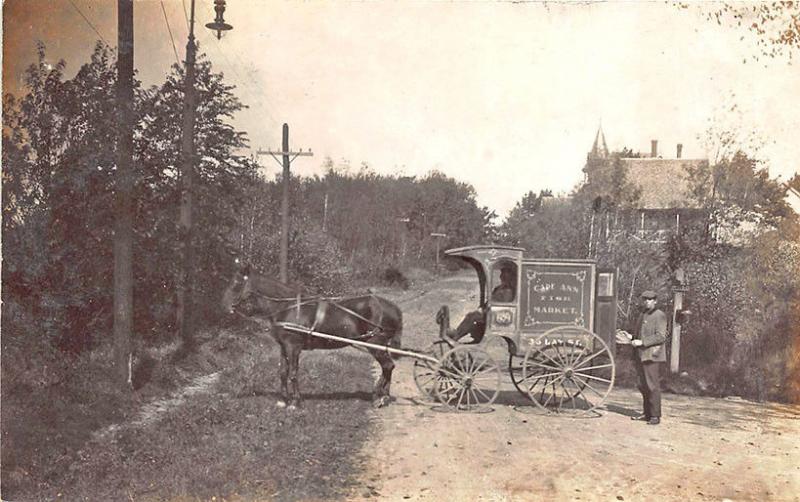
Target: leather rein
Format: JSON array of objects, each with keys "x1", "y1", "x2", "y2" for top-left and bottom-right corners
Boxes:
[{"x1": 238, "y1": 289, "x2": 388, "y2": 334}]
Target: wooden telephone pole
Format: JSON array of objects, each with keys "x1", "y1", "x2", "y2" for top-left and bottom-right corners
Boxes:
[
  {"x1": 114, "y1": 0, "x2": 134, "y2": 388},
  {"x1": 257, "y1": 124, "x2": 313, "y2": 283}
]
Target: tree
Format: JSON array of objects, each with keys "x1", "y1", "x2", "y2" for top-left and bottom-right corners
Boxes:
[
  {"x1": 2, "y1": 43, "x2": 258, "y2": 354},
  {"x1": 685, "y1": 150, "x2": 791, "y2": 242},
  {"x1": 134, "y1": 54, "x2": 259, "y2": 337},
  {"x1": 685, "y1": 2, "x2": 800, "y2": 61},
  {"x1": 578, "y1": 151, "x2": 642, "y2": 211}
]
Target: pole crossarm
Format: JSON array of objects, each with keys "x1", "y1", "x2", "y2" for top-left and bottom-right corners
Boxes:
[{"x1": 256, "y1": 149, "x2": 314, "y2": 168}]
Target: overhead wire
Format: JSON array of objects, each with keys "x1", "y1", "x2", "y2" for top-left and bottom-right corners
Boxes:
[
  {"x1": 161, "y1": 0, "x2": 182, "y2": 67},
  {"x1": 67, "y1": 0, "x2": 109, "y2": 46},
  {"x1": 181, "y1": 0, "x2": 191, "y2": 30}
]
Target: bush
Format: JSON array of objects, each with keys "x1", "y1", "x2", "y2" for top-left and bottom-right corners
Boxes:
[{"x1": 381, "y1": 266, "x2": 409, "y2": 290}]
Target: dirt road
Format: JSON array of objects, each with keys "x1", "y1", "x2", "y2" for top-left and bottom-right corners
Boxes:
[{"x1": 353, "y1": 273, "x2": 800, "y2": 501}]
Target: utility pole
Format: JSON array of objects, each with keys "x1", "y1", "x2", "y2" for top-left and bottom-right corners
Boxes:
[
  {"x1": 397, "y1": 217, "x2": 410, "y2": 261},
  {"x1": 257, "y1": 124, "x2": 313, "y2": 283},
  {"x1": 177, "y1": 0, "x2": 199, "y2": 350},
  {"x1": 177, "y1": 0, "x2": 232, "y2": 350},
  {"x1": 671, "y1": 268, "x2": 689, "y2": 374},
  {"x1": 322, "y1": 193, "x2": 329, "y2": 233},
  {"x1": 114, "y1": 0, "x2": 134, "y2": 389},
  {"x1": 431, "y1": 232, "x2": 447, "y2": 275}
]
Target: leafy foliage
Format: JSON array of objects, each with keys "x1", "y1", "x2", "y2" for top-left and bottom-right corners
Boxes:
[
  {"x1": 232, "y1": 161, "x2": 494, "y2": 291},
  {"x1": 685, "y1": 150, "x2": 792, "y2": 242},
  {"x1": 690, "y1": 1, "x2": 800, "y2": 61},
  {"x1": 2, "y1": 44, "x2": 258, "y2": 357}
]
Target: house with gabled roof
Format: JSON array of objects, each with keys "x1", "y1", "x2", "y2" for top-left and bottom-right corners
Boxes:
[{"x1": 584, "y1": 128, "x2": 708, "y2": 243}]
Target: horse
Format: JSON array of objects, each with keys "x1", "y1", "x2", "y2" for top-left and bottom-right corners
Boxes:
[{"x1": 221, "y1": 264, "x2": 403, "y2": 409}]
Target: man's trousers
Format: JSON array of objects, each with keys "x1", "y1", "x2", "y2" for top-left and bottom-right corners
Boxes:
[{"x1": 636, "y1": 360, "x2": 662, "y2": 418}]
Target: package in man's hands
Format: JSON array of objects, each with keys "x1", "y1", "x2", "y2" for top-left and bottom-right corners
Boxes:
[{"x1": 615, "y1": 329, "x2": 633, "y2": 345}]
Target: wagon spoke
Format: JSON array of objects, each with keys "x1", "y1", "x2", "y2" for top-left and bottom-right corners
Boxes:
[
  {"x1": 569, "y1": 345, "x2": 587, "y2": 367},
  {"x1": 572, "y1": 348, "x2": 608, "y2": 370},
  {"x1": 576, "y1": 363, "x2": 613, "y2": 372},
  {"x1": 456, "y1": 386, "x2": 467, "y2": 409},
  {"x1": 532, "y1": 347, "x2": 563, "y2": 369},
  {"x1": 473, "y1": 385, "x2": 492, "y2": 402},
  {"x1": 571, "y1": 373, "x2": 607, "y2": 398},
  {"x1": 440, "y1": 382, "x2": 458, "y2": 402},
  {"x1": 415, "y1": 372, "x2": 437, "y2": 388},
  {"x1": 558, "y1": 381, "x2": 569, "y2": 409},
  {"x1": 552, "y1": 343, "x2": 569, "y2": 366},
  {"x1": 568, "y1": 380, "x2": 591, "y2": 409},
  {"x1": 473, "y1": 387, "x2": 489, "y2": 407},
  {"x1": 542, "y1": 380, "x2": 559, "y2": 408},
  {"x1": 524, "y1": 359, "x2": 563, "y2": 372},
  {"x1": 470, "y1": 357, "x2": 488, "y2": 376},
  {"x1": 541, "y1": 374, "x2": 567, "y2": 408},
  {"x1": 572, "y1": 372, "x2": 612, "y2": 384},
  {"x1": 439, "y1": 378, "x2": 457, "y2": 395},
  {"x1": 437, "y1": 366, "x2": 465, "y2": 380},
  {"x1": 524, "y1": 370, "x2": 563, "y2": 380},
  {"x1": 472, "y1": 362, "x2": 499, "y2": 379},
  {"x1": 535, "y1": 376, "x2": 552, "y2": 403}
]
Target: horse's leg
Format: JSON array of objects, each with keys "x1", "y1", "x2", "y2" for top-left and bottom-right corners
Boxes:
[
  {"x1": 287, "y1": 342, "x2": 303, "y2": 410},
  {"x1": 276, "y1": 341, "x2": 290, "y2": 408},
  {"x1": 370, "y1": 344, "x2": 395, "y2": 408}
]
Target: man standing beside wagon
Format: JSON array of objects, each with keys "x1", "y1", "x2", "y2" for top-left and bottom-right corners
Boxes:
[{"x1": 620, "y1": 290, "x2": 668, "y2": 425}]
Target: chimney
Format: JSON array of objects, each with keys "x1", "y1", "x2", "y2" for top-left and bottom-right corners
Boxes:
[
  {"x1": 677, "y1": 143, "x2": 683, "y2": 158},
  {"x1": 651, "y1": 140, "x2": 658, "y2": 158}
]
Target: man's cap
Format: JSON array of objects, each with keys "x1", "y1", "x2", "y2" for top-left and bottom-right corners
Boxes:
[{"x1": 641, "y1": 290, "x2": 657, "y2": 299}]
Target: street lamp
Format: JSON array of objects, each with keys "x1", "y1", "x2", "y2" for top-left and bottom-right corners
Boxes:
[
  {"x1": 206, "y1": 0, "x2": 233, "y2": 39},
  {"x1": 177, "y1": 0, "x2": 233, "y2": 348}
]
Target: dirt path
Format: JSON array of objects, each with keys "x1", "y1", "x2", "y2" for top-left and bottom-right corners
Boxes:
[{"x1": 354, "y1": 273, "x2": 800, "y2": 501}]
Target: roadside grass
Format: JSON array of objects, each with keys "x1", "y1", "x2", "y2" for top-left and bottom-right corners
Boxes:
[
  {"x1": 1, "y1": 341, "x2": 135, "y2": 499},
  {"x1": 4, "y1": 322, "x2": 378, "y2": 501}
]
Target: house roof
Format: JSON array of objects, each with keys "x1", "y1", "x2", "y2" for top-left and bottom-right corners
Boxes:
[{"x1": 622, "y1": 158, "x2": 707, "y2": 209}]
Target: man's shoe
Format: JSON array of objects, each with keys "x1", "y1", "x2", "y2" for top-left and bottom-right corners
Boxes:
[
  {"x1": 631, "y1": 414, "x2": 650, "y2": 421},
  {"x1": 647, "y1": 417, "x2": 660, "y2": 425}
]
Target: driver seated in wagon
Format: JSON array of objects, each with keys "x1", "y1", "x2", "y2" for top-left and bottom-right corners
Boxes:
[{"x1": 491, "y1": 262, "x2": 516, "y2": 303}]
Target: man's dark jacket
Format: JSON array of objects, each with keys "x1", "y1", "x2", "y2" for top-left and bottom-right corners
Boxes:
[{"x1": 635, "y1": 309, "x2": 668, "y2": 362}]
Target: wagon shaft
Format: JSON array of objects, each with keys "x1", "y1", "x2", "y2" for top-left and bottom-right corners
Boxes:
[{"x1": 277, "y1": 322, "x2": 439, "y2": 364}]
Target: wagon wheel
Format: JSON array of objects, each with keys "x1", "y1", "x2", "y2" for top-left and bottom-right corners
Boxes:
[
  {"x1": 508, "y1": 352, "x2": 529, "y2": 397},
  {"x1": 521, "y1": 326, "x2": 615, "y2": 415},
  {"x1": 412, "y1": 340, "x2": 452, "y2": 401},
  {"x1": 434, "y1": 346, "x2": 501, "y2": 412}
]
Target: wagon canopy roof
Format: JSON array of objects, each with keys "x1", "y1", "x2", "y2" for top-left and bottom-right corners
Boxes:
[{"x1": 444, "y1": 245, "x2": 525, "y2": 258}]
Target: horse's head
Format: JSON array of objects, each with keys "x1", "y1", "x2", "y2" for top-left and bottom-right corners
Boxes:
[{"x1": 221, "y1": 258, "x2": 255, "y2": 316}]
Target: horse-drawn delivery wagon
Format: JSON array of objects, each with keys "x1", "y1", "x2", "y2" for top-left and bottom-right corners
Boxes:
[
  {"x1": 223, "y1": 245, "x2": 618, "y2": 414},
  {"x1": 411, "y1": 245, "x2": 619, "y2": 414}
]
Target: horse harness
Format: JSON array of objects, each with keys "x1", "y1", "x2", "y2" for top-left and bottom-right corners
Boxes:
[{"x1": 245, "y1": 290, "x2": 388, "y2": 342}]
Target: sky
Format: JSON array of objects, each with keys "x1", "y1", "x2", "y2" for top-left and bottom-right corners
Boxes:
[{"x1": 3, "y1": 0, "x2": 799, "y2": 217}]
